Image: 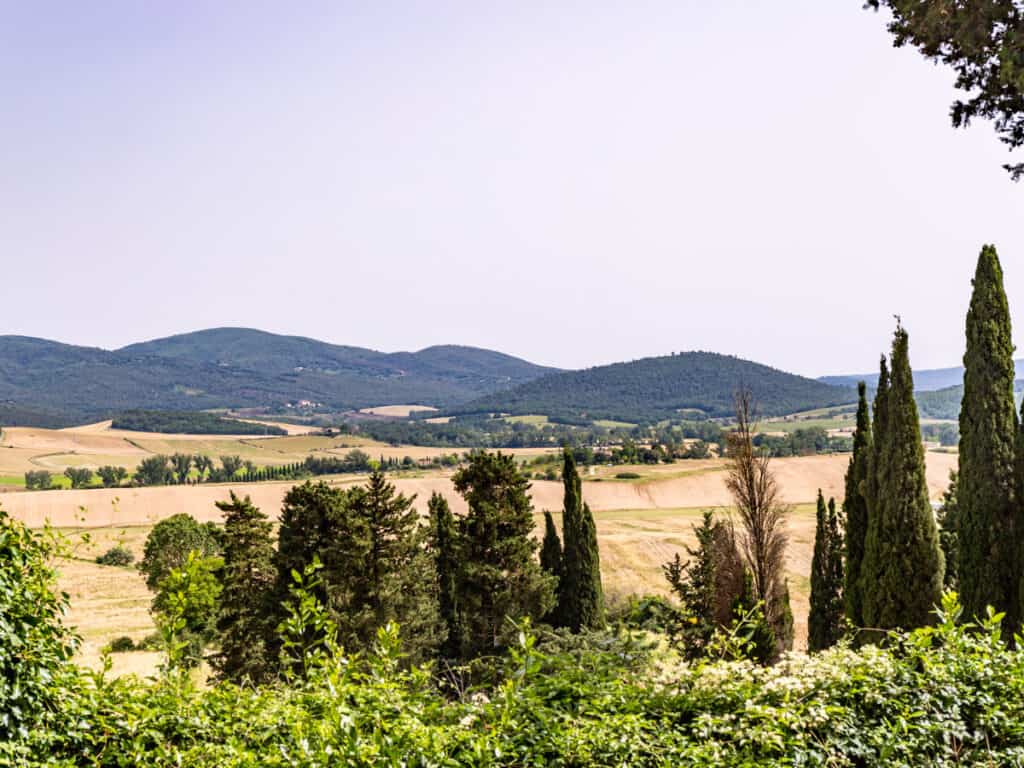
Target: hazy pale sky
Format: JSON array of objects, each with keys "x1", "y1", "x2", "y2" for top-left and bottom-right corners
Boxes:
[{"x1": 3, "y1": 1, "x2": 1022, "y2": 377}]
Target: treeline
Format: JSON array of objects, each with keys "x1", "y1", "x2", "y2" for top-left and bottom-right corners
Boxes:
[
  {"x1": 24, "y1": 449, "x2": 461, "y2": 491},
  {"x1": 134, "y1": 450, "x2": 604, "y2": 681},
  {"x1": 753, "y1": 427, "x2": 853, "y2": 457},
  {"x1": 111, "y1": 410, "x2": 288, "y2": 435}
]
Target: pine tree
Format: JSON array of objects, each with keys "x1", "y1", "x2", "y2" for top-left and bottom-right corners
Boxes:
[
  {"x1": 861, "y1": 325, "x2": 944, "y2": 633},
  {"x1": 452, "y1": 451, "x2": 555, "y2": 658},
  {"x1": 557, "y1": 449, "x2": 604, "y2": 632},
  {"x1": 323, "y1": 471, "x2": 442, "y2": 662},
  {"x1": 274, "y1": 481, "x2": 347, "y2": 609},
  {"x1": 843, "y1": 382, "x2": 872, "y2": 627},
  {"x1": 429, "y1": 492, "x2": 460, "y2": 660},
  {"x1": 958, "y1": 245, "x2": 1021, "y2": 631},
  {"x1": 809, "y1": 491, "x2": 844, "y2": 651},
  {"x1": 212, "y1": 492, "x2": 277, "y2": 683}
]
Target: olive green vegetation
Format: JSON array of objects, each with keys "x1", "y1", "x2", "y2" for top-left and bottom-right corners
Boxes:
[
  {"x1": 429, "y1": 492, "x2": 460, "y2": 660},
  {"x1": 842, "y1": 382, "x2": 872, "y2": 627},
  {"x1": 808, "y1": 492, "x2": 844, "y2": 652},
  {"x1": 861, "y1": 326, "x2": 944, "y2": 633},
  {"x1": 212, "y1": 492, "x2": 277, "y2": 683},
  {"x1": 452, "y1": 452, "x2": 555, "y2": 658},
  {"x1": 958, "y1": 246, "x2": 1021, "y2": 631},
  {"x1": 554, "y1": 450, "x2": 604, "y2": 632}
]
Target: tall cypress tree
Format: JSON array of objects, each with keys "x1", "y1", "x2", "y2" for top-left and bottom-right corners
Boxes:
[
  {"x1": 429, "y1": 492, "x2": 460, "y2": 660},
  {"x1": 809, "y1": 491, "x2": 844, "y2": 652},
  {"x1": 958, "y1": 245, "x2": 1020, "y2": 631},
  {"x1": 861, "y1": 325, "x2": 944, "y2": 633},
  {"x1": 843, "y1": 382, "x2": 872, "y2": 627},
  {"x1": 557, "y1": 449, "x2": 604, "y2": 632},
  {"x1": 213, "y1": 492, "x2": 277, "y2": 683}
]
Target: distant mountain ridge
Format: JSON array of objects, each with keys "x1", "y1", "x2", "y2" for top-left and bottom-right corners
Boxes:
[
  {"x1": 448, "y1": 351, "x2": 856, "y2": 423},
  {"x1": 0, "y1": 329, "x2": 557, "y2": 422},
  {"x1": 819, "y1": 360, "x2": 1024, "y2": 393}
]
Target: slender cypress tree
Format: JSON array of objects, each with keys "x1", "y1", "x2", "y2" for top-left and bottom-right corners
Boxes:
[
  {"x1": 213, "y1": 492, "x2": 277, "y2": 683},
  {"x1": 809, "y1": 491, "x2": 844, "y2": 651},
  {"x1": 540, "y1": 510, "x2": 563, "y2": 583},
  {"x1": 861, "y1": 325, "x2": 944, "y2": 633},
  {"x1": 843, "y1": 382, "x2": 872, "y2": 627},
  {"x1": 429, "y1": 492, "x2": 460, "y2": 660},
  {"x1": 557, "y1": 449, "x2": 604, "y2": 632},
  {"x1": 958, "y1": 245, "x2": 1021, "y2": 631}
]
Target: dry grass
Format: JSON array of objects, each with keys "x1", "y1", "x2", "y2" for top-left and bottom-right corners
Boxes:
[{"x1": 358, "y1": 405, "x2": 439, "y2": 418}]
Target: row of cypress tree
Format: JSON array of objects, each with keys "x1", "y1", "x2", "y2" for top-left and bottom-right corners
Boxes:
[
  {"x1": 825, "y1": 245, "x2": 1022, "y2": 646},
  {"x1": 539, "y1": 449, "x2": 605, "y2": 632}
]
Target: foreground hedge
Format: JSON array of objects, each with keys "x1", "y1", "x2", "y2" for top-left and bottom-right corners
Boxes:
[{"x1": 4, "y1": 595, "x2": 1024, "y2": 767}]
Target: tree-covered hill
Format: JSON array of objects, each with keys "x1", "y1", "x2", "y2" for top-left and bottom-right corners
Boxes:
[
  {"x1": 0, "y1": 331, "x2": 557, "y2": 423},
  {"x1": 448, "y1": 351, "x2": 856, "y2": 422},
  {"x1": 110, "y1": 410, "x2": 289, "y2": 435}
]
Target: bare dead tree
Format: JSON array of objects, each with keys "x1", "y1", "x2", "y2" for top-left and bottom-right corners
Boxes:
[{"x1": 725, "y1": 387, "x2": 792, "y2": 654}]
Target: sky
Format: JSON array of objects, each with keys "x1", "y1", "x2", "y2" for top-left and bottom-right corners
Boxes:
[{"x1": 2, "y1": 2, "x2": 1022, "y2": 378}]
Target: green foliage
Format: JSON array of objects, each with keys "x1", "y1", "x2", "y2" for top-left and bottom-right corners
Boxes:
[
  {"x1": 95, "y1": 544, "x2": 134, "y2": 567},
  {"x1": 753, "y1": 426, "x2": 852, "y2": 457},
  {"x1": 23, "y1": 469, "x2": 53, "y2": 490},
  {"x1": 135, "y1": 454, "x2": 174, "y2": 486},
  {"x1": 112, "y1": 409, "x2": 288, "y2": 435},
  {"x1": 140, "y1": 513, "x2": 222, "y2": 590},
  {"x1": 865, "y1": 0, "x2": 1024, "y2": 179},
  {"x1": 938, "y1": 470, "x2": 961, "y2": 592},
  {"x1": 452, "y1": 451, "x2": 555, "y2": 658},
  {"x1": 862, "y1": 326, "x2": 944, "y2": 634},
  {"x1": 663, "y1": 510, "x2": 744, "y2": 659},
  {"x1": 322, "y1": 471, "x2": 443, "y2": 664},
  {"x1": 843, "y1": 382, "x2": 872, "y2": 627},
  {"x1": 63, "y1": 466, "x2": 93, "y2": 488},
  {"x1": 152, "y1": 552, "x2": 223, "y2": 669},
  {"x1": 539, "y1": 509, "x2": 562, "y2": 584},
  {"x1": 958, "y1": 245, "x2": 1021, "y2": 632},
  {"x1": 429, "y1": 492, "x2": 460, "y2": 660},
  {"x1": 96, "y1": 465, "x2": 128, "y2": 487},
  {"x1": 808, "y1": 492, "x2": 844, "y2": 652},
  {"x1": 452, "y1": 350, "x2": 855, "y2": 423},
  {"x1": 0, "y1": 508, "x2": 77, "y2": 742},
  {"x1": 213, "y1": 492, "x2": 277, "y2": 683},
  {"x1": 556, "y1": 450, "x2": 604, "y2": 632}
]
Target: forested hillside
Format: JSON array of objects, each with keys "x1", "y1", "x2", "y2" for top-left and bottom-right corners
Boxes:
[
  {"x1": 450, "y1": 352, "x2": 856, "y2": 422},
  {"x1": 0, "y1": 330, "x2": 556, "y2": 423}
]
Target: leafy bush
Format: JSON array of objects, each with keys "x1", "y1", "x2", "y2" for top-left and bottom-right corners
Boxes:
[
  {"x1": 0, "y1": 508, "x2": 77, "y2": 742},
  {"x1": 95, "y1": 545, "x2": 134, "y2": 567},
  {"x1": 105, "y1": 636, "x2": 136, "y2": 653},
  {"x1": 140, "y1": 514, "x2": 221, "y2": 590},
  {"x1": 615, "y1": 471, "x2": 642, "y2": 479}
]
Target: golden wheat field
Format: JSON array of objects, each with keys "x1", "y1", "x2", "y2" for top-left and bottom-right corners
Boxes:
[{"x1": 15, "y1": 450, "x2": 960, "y2": 675}]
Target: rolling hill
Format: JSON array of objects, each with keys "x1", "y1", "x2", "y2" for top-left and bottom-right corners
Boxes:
[
  {"x1": 0, "y1": 329, "x2": 557, "y2": 422},
  {"x1": 447, "y1": 352, "x2": 857, "y2": 423}
]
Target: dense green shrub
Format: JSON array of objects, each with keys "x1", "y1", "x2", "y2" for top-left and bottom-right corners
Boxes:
[
  {"x1": 95, "y1": 544, "x2": 134, "y2": 567},
  {"x1": 0, "y1": 508, "x2": 77, "y2": 743}
]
